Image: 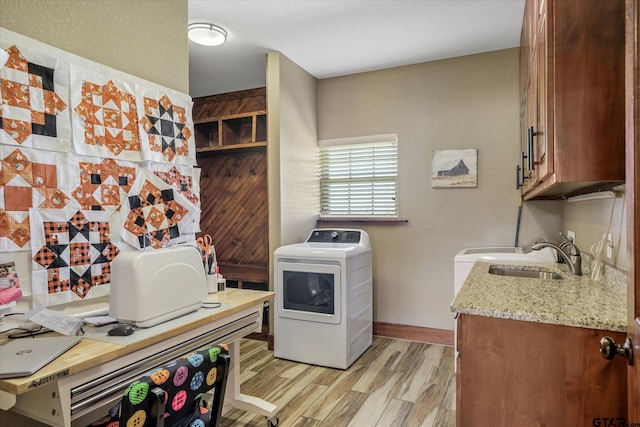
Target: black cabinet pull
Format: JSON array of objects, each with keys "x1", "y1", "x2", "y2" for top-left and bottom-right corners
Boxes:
[{"x1": 527, "y1": 127, "x2": 535, "y2": 170}]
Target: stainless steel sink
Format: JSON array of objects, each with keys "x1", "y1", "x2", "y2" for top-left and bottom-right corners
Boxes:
[{"x1": 488, "y1": 265, "x2": 563, "y2": 280}]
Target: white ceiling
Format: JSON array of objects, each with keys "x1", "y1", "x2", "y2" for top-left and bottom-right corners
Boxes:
[{"x1": 188, "y1": 0, "x2": 525, "y2": 98}]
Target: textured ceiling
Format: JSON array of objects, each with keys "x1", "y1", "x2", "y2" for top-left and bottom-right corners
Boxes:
[{"x1": 188, "y1": 0, "x2": 525, "y2": 98}]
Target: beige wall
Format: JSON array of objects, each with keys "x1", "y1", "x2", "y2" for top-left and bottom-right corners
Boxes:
[
  {"x1": 0, "y1": 0, "x2": 189, "y2": 93},
  {"x1": 276, "y1": 54, "x2": 320, "y2": 246},
  {"x1": 267, "y1": 51, "x2": 319, "y2": 260},
  {"x1": 267, "y1": 52, "x2": 283, "y2": 262},
  {"x1": 267, "y1": 51, "x2": 320, "y2": 256},
  {"x1": 317, "y1": 48, "x2": 553, "y2": 331}
]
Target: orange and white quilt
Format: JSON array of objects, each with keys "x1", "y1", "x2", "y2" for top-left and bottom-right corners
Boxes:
[
  {"x1": 138, "y1": 89, "x2": 195, "y2": 165},
  {"x1": 71, "y1": 65, "x2": 142, "y2": 161},
  {"x1": 30, "y1": 208, "x2": 119, "y2": 306},
  {"x1": 69, "y1": 157, "x2": 137, "y2": 211},
  {"x1": 152, "y1": 164, "x2": 201, "y2": 233},
  {"x1": 0, "y1": 146, "x2": 76, "y2": 251},
  {"x1": 116, "y1": 169, "x2": 199, "y2": 250},
  {"x1": 1, "y1": 29, "x2": 200, "y2": 303},
  {"x1": 0, "y1": 45, "x2": 71, "y2": 152}
]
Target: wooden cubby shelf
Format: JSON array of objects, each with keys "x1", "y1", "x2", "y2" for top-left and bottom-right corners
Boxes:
[
  {"x1": 195, "y1": 111, "x2": 267, "y2": 152},
  {"x1": 193, "y1": 87, "x2": 267, "y2": 153}
]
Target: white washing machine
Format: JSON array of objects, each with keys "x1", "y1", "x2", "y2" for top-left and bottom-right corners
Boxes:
[{"x1": 274, "y1": 229, "x2": 372, "y2": 369}]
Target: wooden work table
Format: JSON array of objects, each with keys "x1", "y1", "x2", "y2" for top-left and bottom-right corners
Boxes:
[{"x1": 0, "y1": 288, "x2": 277, "y2": 427}]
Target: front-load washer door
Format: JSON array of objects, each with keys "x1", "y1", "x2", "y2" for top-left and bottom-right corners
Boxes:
[{"x1": 276, "y1": 261, "x2": 341, "y2": 324}]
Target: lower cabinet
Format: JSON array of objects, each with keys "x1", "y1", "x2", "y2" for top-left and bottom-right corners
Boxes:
[{"x1": 456, "y1": 314, "x2": 627, "y2": 426}]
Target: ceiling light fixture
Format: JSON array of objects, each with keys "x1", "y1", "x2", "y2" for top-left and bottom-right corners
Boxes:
[{"x1": 188, "y1": 23, "x2": 228, "y2": 47}]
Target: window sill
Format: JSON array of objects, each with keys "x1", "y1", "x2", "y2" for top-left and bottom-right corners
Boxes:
[{"x1": 317, "y1": 217, "x2": 409, "y2": 225}]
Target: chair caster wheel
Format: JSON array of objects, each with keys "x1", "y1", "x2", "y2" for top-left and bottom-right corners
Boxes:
[{"x1": 267, "y1": 416, "x2": 279, "y2": 427}]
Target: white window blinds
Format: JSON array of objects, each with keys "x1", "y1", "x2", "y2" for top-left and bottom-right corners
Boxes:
[{"x1": 319, "y1": 134, "x2": 398, "y2": 217}]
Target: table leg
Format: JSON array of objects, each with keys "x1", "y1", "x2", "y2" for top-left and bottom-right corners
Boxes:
[{"x1": 224, "y1": 339, "x2": 278, "y2": 422}]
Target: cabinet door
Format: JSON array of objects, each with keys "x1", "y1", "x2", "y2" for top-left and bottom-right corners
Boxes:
[
  {"x1": 624, "y1": 0, "x2": 640, "y2": 419},
  {"x1": 523, "y1": 78, "x2": 536, "y2": 192},
  {"x1": 457, "y1": 315, "x2": 628, "y2": 426},
  {"x1": 534, "y1": 1, "x2": 552, "y2": 182}
]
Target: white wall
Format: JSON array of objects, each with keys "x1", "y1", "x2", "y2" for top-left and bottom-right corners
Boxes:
[
  {"x1": 316, "y1": 48, "x2": 555, "y2": 331},
  {"x1": 562, "y1": 193, "x2": 628, "y2": 271}
]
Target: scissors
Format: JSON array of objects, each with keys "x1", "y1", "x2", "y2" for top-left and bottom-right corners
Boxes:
[
  {"x1": 197, "y1": 234, "x2": 213, "y2": 256},
  {"x1": 197, "y1": 234, "x2": 212, "y2": 264},
  {"x1": 197, "y1": 234, "x2": 217, "y2": 274}
]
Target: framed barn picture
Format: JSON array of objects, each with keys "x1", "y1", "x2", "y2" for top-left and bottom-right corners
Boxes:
[{"x1": 431, "y1": 148, "x2": 478, "y2": 188}]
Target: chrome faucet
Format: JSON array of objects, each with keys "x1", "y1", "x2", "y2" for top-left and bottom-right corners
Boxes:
[{"x1": 531, "y1": 240, "x2": 582, "y2": 275}]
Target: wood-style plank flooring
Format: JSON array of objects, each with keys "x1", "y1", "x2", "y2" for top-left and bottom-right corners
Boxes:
[{"x1": 220, "y1": 337, "x2": 456, "y2": 427}]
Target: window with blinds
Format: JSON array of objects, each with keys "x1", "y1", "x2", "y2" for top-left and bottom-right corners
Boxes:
[{"x1": 319, "y1": 134, "x2": 398, "y2": 218}]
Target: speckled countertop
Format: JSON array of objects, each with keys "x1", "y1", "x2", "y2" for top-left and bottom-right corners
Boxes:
[{"x1": 451, "y1": 260, "x2": 627, "y2": 332}]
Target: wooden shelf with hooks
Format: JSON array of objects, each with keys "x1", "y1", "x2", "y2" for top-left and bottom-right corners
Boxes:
[{"x1": 194, "y1": 87, "x2": 269, "y2": 295}]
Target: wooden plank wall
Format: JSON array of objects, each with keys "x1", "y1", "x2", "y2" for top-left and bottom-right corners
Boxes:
[
  {"x1": 193, "y1": 87, "x2": 266, "y2": 121},
  {"x1": 197, "y1": 149, "x2": 268, "y2": 279}
]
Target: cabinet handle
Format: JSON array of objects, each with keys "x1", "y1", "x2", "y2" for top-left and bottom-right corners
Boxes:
[
  {"x1": 527, "y1": 127, "x2": 535, "y2": 170},
  {"x1": 516, "y1": 164, "x2": 522, "y2": 189},
  {"x1": 599, "y1": 336, "x2": 633, "y2": 365},
  {"x1": 520, "y1": 151, "x2": 528, "y2": 182}
]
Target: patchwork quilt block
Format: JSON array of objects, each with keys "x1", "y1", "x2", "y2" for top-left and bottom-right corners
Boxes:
[
  {"x1": 30, "y1": 208, "x2": 118, "y2": 306},
  {"x1": 69, "y1": 157, "x2": 137, "y2": 211},
  {"x1": 0, "y1": 44, "x2": 71, "y2": 152},
  {"x1": 0, "y1": 146, "x2": 75, "y2": 251},
  {"x1": 138, "y1": 89, "x2": 195, "y2": 165},
  {"x1": 71, "y1": 66, "x2": 142, "y2": 161},
  {"x1": 153, "y1": 164, "x2": 201, "y2": 233},
  {"x1": 152, "y1": 164, "x2": 200, "y2": 207},
  {"x1": 118, "y1": 169, "x2": 199, "y2": 250}
]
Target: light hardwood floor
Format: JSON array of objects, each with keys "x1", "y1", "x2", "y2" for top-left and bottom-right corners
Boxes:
[{"x1": 220, "y1": 337, "x2": 456, "y2": 427}]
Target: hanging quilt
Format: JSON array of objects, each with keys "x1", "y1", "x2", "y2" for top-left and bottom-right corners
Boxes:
[
  {"x1": 1, "y1": 29, "x2": 200, "y2": 310},
  {"x1": 117, "y1": 169, "x2": 199, "y2": 250},
  {"x1": 0, "y1": 146, "x2": 76, "y2": 251},
  {"x1": 69, "y1": 156, "x2": 137, "y2": 211},
  {"x1": 137, "y1": 88, "x2": 196, "y2": 165},
  {"x1": 0, "y1": 44, "x2": 71, "y2": 152},
  {"x1": 70, "y1": 65, "x2": 142, "y2": 161},
  {"x1": 30, "y1": 208, "x2": 119, "y2": 307}
]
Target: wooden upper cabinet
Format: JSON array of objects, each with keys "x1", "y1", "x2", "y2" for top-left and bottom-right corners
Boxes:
[
  {"x1": 519, "y1": 0, "x2": 625, "y2": 199},
  {"x1": 193, "y1": 87, "x2": 267, "y2": 153}
]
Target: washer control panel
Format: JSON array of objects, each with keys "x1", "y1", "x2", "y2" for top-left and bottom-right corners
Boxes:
[{"x1": 307, "y1": 229, "x2": 362, "y2": 244}]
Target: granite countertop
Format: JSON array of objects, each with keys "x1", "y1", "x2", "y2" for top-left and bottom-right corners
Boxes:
[{"x1": 451, "y1": 260, "x2": 627, "y2": 332}]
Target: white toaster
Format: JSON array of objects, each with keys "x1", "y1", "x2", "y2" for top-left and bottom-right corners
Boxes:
[{"x1": 109, "y1": 245, "x2": 207, "y2": 327}]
